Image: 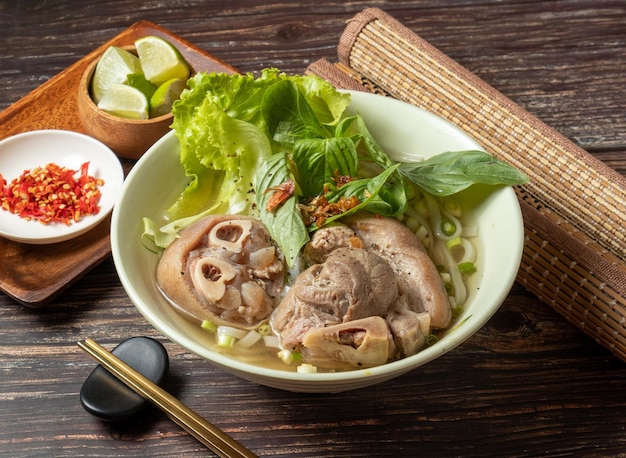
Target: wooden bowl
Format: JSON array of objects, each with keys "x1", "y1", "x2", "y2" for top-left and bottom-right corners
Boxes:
[{"x1": 77, "y1": 49, "x2": 175, "y2": 160}]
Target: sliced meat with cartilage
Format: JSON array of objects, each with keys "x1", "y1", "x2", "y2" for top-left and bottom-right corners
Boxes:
[{"x1": 157, "y1": 215, "x2": 284, "y2": 329}]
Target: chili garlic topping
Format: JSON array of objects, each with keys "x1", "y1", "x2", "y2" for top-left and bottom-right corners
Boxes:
[{"x1": 0, "y1": 162, "x2": 104, "y2": 225}]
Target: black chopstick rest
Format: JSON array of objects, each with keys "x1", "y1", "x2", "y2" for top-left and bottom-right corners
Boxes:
[{"x1": 80, "y1": 336, "x2": 169, "y2": 422}]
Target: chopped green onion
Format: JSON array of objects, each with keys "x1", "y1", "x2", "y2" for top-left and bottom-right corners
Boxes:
[
  {"x1": 446, "y1": 236, "x2": 462, "y2": 250},
  {"x1": 415, "y1": 225, "x2": 429, "y2": 244},
  {"x1": 458, "y1": 261, "x2": 477, "y2": 275},
  {"x1": 443, "y1": 199, "x2": 462, "y2": 217},
  {"x1": 201, "y1": 320, "x2": 218, "y2": 333},
  {"x1": 405, "y1": 216, "x2": 420, "y2": 233},
  {"x1": 217, "y1": 334, "x2": 236, "y2": 348},
  {"x1": 452, "y1": 305, "x2": 464, "y2": 319},
  {"x1": 441, "y1": 218, "x2": 457, "y2": 236},
  {"x1": 425, "y1": 334, "x2": 439, "y2": 346},
  {"x1": 277, "y1": 349, "x2": 293, "y2": 364},
  {"x1": 257, "y1": 322, "x2": 272, "y2": 336},
  {"x1": 412, "y1": 198, "x2": 429, "y2": 218}
]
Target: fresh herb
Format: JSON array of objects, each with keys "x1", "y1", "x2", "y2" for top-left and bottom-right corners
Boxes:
[
  {"x1": 256, "y1": 152, "x2": 309, "y2": 268},
  {"x1": 398, "y1": 149, "x2": 529, "y2": 196},
  {"x1": 145, "y1": 68, "x2": 528, "y2": 268}
]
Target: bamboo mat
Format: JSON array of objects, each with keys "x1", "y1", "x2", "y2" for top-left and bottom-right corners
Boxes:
[{"x1": 307, "y1": 8, "x2": 626, "y2": 360}]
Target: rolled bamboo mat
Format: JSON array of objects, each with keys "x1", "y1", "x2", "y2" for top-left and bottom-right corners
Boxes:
[{"x1": 307, "y1": 8, "x2": 626, "y2": 359}]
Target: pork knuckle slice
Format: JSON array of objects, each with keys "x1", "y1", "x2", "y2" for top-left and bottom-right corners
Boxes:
[
  {"x1": 208, "y1": 219, "x2": 252, "y2": 253},
  {"x1": 345, "y1": 215, "x2": 451, "y2": 329},
  {"x1": 386, "y1": 302, "x2": 431, "y2": 357},
  {"x1": 157, "y1": 215, "x2": 284, "y2": 329},
  {"x1": 301, "y1": 316, "x2": 396, "y2": 369},
  {"x1": 190, "y1": 255, "x2": 237, "y2": 302},
  {"x1": 272, "y1": 248, "x2": 398, "y2": 350},
  {"x1": 313, "y1": 248, "x2": 398, "y2": 321},
  {"x1": 272, "y1": 277, "x2": 342, "y2": 350}
]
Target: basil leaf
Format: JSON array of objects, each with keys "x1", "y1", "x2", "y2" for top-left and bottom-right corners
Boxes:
[
  {"x1": 256, "y1": 152, "x2": 309, "y2": 268},
  {"x1": 398, "y1": 150, "x2": 529, "y2": 196},
  {"x1": 330, "y1": 115, "x2": 358, "y2": 138},
  {"x1": 292, "y1": 137, "x2": 359, "y2": 197},
  {"x1": 356, "y1": 114, "x2": 396, "y2": 170},
  {"x1": 318, "y1": 164, "x2": 402, "y2": 227},
  {"x1": 354, "y1": 114, "x2": 408, "y2": 214}
]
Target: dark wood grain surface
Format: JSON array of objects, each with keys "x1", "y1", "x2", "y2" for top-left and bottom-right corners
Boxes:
[{"x1": 1, "y1": 1, "x2": 625, "y2": 456}]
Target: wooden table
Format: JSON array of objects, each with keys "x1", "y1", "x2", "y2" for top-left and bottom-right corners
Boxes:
[{"x1": 1, "y1": 1, "x2": 625, "y2": 456}]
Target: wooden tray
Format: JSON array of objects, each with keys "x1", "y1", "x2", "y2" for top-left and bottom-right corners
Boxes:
[{"x1": 0, "y1": 21, "x2": 238, "y2": 307}]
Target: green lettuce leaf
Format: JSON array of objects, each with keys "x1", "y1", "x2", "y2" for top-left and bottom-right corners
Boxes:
[
  {"x1": 289, "y1": 74, "x2": 351, "y2": 125},
  {"x1": 144, "y1": 68, "x2": 527, "y2": 271},
  {"x1": 167, "y1": 110, "x2": 272, "y2": 220},
  {"x1": 262, "y1": 80, "x2": 327, "y2": 147}
]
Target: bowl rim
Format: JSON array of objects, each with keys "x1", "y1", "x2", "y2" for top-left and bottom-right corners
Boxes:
[{"x1": 111, "y1": 90, "x2": 525, "y2": 386}]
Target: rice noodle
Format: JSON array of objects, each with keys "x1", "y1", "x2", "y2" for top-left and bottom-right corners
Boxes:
[
  {"x1": 433, "y1": 241, "x2": 467, "y2": 306},
  {"x1": 416, "y1": 192, "x2": 472, "y2": 307}
]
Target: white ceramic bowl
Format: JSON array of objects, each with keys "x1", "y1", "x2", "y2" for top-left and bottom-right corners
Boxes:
[
  {"x1": 111, "y1": 91, "x2": 524, "y2": 393},
  {"x1": 0, "y1": 130, "x2": 124, "y2": 244}
]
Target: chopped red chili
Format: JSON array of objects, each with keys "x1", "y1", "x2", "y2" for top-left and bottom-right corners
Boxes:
[
  {"x1": 0, "y1": 162, "x2": 104, "y2": 225},
  {"x1": 265, "y1": 179, "x2": 295, "y2": 212}
]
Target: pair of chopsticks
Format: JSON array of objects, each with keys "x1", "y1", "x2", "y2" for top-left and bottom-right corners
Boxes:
[{"x1": 78, "y1": 338, "x2": 257, "y2": 458}]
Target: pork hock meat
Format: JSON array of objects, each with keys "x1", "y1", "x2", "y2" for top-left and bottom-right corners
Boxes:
[
  {"x1": 273, "y1": 214, "x2": 451, "y2": 368},
  {"x1": 386, "y1": 300, "x2": 431, "y2": 357},
  {"x1": 272, "y1": 247, "x2": 398, "y2": 351},
  {"x1": 157, "y1": 215, "x2": 284, "y2": 329},
  {"x1": 345, "y1": 215, "x2": 451, "y2": 330},
  {"x1": 301, "y1": 317, "x2": 397, "y2": 370}
]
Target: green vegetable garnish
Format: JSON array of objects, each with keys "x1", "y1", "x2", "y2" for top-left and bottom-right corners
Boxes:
[
  {"x1": 398, "y1": 149, "x2": 529, "y2": 196},
  {"x1": 143, "y1": 68, "x2": 528, "y2": 267},
  {"x1": 200, "y1": 320, "x2": 218, "y2": 333},
  {"x1": 458, "y1": 261, "x2": 478, "y2": 275}
]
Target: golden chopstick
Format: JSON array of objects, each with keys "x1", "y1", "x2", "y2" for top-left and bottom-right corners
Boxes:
[{"x1": 77, "y1": 338, "x2": 257, "y2": 458}]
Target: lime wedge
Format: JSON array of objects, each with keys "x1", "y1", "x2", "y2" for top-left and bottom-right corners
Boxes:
[
  {"x1": 91, "y1": 46, "x2": 142, "y2": 104},
  {"x1": 149, "y1": 78, "x2": 187, "y2": 117},
  {"x1": 127, "y1": 73, "x2": 158, "y2": 100},
  {"x1": 135, "y1": 36, "x2": 190, "y2": 86},
  {"x1": 97, "y1": 83, "x2": 149, "y2": 119}
]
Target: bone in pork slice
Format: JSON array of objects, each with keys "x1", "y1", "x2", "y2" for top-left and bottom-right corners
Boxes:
[
  {"x1": 345, "y1": 215, "x2": 451, "y2": 329},
  {"x1": 272, "y1": 247, "x2": 398, "y2": 350},
  {"x1": 157, "y1": 215, "x2": 284, "y2": 329},
  {"x1": 301, "y1": 316, "x2": 397, "y2": 370},
  {"x1": 386, "y1": 298, "x2": 431, "y2": 357}
]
